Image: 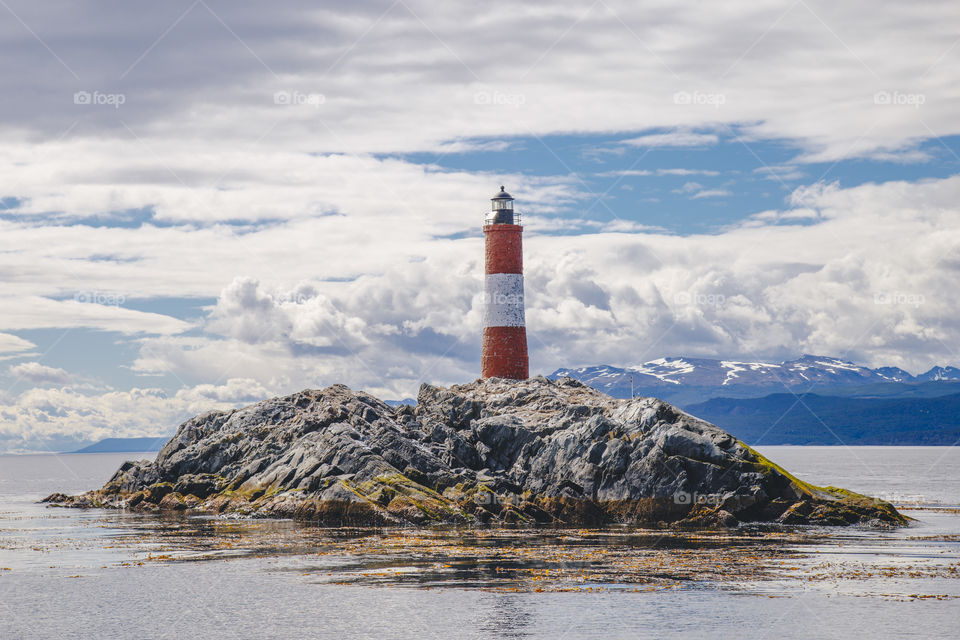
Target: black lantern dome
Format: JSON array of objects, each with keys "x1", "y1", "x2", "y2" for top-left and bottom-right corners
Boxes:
[{"x1": 487, "y1": 185, "x2": 516, "y2": 224}]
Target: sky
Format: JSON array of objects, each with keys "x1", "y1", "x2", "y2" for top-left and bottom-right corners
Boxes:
[{"x1": 1, "y1": 0, "x2": 959, "y2": 452}]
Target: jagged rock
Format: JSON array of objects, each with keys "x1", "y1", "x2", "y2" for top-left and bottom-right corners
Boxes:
[
  {"x1": 678, "y1": 507, "x2": 740, "y2": 529},
  {"x1": 43, "y1": 376, "x2": 908, "y2": 527},
  {"x1": 173, "y1": 474, "x2": 225, "y2": 499}
]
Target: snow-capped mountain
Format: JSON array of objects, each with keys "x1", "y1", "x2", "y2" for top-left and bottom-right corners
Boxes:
[
  {"x1": 550, "y1": 355, "x2": 960, "y2": 399},
  {"x1": 872, "y1": 366, "x2": 915, "y2": 382},
  {"x1": 915, "y1": 366, "x2": 960, "y2": 382}
]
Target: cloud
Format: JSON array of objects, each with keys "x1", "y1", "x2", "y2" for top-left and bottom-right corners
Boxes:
[
  {"x1": 864, "y1": 150, "x2": 934, "y2": 164},
  {"x1": 0, "y1": 296, "x2": 191, "y2": 335},
  {"x1": 598, "y1": 169, "x2": 654, "y2": 177},
  {"x1": 131, "y1": 268, "x2": 487, "y2": 399},
  {"x1": 0, "y1": 333, "x2": 35, "y2": 357},
  {"x1": 0, "y1": 1, "x2": 954, "y2": 161},
  {"x1": 746, "y1": 208, "x2": 821, "y2": 225},
  {"x1": 674, "y1": 182, "x2": 704, "y2": 194},
  {"x1": 657, "y1": 169, "x2": 722, "y2": 176},
  {"x1": 0, "y1": 378, "x2": 273, "y2": 453},
  {"x1": 690, "y1": 189, "x2": 732, "y2": 199},
  {"x1": 175, "y1": 378, "x2": 275, "y2": 404},
  {"x1": 753, "y1": 165, "x2": 806, "y2": 182},
  {"x1": 671, "y1": 181, "x2": 731, "y2": 199},
  {"x1": 597, "y1": 168, "x2": 722, "y2": 177},
  {"x1": 8, "y1": 362, "x2": 72, "y2": 386},
  {"x1": 101, "y1": 174, "x2": 959, "y2": 399},
  {"x1": 622, "y1": 132, "x2": 720, "y2": 148},
  {"x1": 206, "y1": 277, "x2": 294, "y2": 344},
  {"x1": 1, "y1": 158, "x2": 958, "y2": 401}
]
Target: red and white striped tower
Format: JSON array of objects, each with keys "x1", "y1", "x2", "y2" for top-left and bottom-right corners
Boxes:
[{"x1": 481, "y1": 186, "x2": 529, "y2": 379}]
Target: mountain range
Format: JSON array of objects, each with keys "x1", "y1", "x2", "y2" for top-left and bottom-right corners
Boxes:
[
  {"x1": 550, "y1": 355, "x2": 960, "y2": 445},
  {"x1": 551, "y1": 355, "x2": 960, "y2": 403}
]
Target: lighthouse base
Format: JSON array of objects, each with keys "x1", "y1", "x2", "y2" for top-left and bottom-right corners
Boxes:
[{"x1": 481, "y1": 326, "x2": 529, "y2": 380}]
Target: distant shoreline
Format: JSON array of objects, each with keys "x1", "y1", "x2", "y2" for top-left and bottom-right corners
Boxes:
[{"x1": 67, "y1": 436, "x2": 168, "y2": 455}]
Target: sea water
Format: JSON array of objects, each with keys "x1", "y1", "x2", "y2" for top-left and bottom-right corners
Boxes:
[{"x1": 0, "y1": 447, "x2": 958, "y2": 639}]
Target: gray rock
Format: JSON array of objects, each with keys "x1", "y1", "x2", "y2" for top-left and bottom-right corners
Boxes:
[{"x1": 44, "y1": 376, "x2": 908, "y2": 527}]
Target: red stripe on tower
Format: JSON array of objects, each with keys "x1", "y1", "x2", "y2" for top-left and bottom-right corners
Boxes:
[{"x1": 481, "y1": 186, "x2": 529, "y2": 380}]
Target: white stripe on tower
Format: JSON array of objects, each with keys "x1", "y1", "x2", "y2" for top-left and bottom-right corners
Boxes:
[{"x1": 483, "y1": 273, "x2": 525, "y2": 327}]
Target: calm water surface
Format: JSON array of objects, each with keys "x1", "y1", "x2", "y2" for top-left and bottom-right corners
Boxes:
[{"x1": 0, "y1": 447, "x2": 958, "y2": 639}]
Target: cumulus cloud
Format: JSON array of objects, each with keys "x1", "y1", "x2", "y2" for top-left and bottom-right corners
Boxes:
[
  {"x1": 99, "y1": 174, "x2": 957, "y2": 401},
  {"x1": 8, "y1": 362, "x2": 72, "y2": 386},
  {"x1": 207, "y1": 277, "x2": 294, "y2": 344},
  {"x1": 176, "y1": 378, "x2": 275, "y2": 404},
  {"x1": 0, "y1": 378, "x2": 272, "y2": 453}
]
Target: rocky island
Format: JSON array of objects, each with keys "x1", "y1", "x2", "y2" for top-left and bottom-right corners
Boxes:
[{"x1": 45, "y1": 376, "x2": 907, "y2": 527}]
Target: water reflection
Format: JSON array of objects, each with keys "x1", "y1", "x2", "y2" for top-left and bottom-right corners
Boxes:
[
  {"x1": 478, "y1": 594, "x2": 534, "y2": 639},
  {"x1": 4, "y1": 450, "x2": 959, "y2": 639},
  {"x1": 2, "y1": 503, "x2": 822, "y2": 590},
  {"x1": 2, "y1": 494, "x2": 959, "y2": 600}
]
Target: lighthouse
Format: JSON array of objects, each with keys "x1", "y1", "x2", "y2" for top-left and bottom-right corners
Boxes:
[{"x1": 481, "y1": 186, "x2": 529, "y2": 379}]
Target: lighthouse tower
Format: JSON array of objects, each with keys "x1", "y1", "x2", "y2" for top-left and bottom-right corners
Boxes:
[{"x1": 481, "y1": 186, "x2": 529, "y2": 379}]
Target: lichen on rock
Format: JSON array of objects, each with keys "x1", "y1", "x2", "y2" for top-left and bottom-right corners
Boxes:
[{"x1": 44, "y1": 376, "x2": 908, "y2": 528}]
